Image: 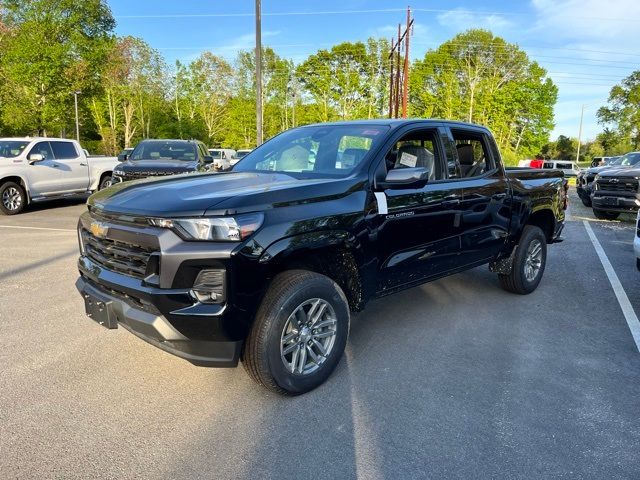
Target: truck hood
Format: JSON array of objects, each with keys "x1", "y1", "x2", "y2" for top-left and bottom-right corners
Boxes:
[
  {"x1": 596, "y1": 167, "x2": 640, "y2": 178},
  {"x1": 88, "y1": 172, "x2": 359, "y2": 217}
]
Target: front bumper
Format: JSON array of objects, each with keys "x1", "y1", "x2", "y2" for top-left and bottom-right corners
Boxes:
[
  {"x1": 591, "y1": 192, "x2": 640, "y2": 213},
  {"x1": 76, "y1": 275, "x2": 241, "y2": 367}
]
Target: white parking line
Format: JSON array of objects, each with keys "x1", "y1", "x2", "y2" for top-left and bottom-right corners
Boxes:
[
  {"x1": 0, "y1": 225, "x2": 75, "y2": 233},
  {"x1": 583, "y1": 220, "x2": 640, "y2": 352}
]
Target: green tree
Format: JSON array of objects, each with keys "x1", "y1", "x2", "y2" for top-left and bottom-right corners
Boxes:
[
  {"x1": 597, "y1": 71, "x2": 640, "y2": 149},
  {"x1": 0, "y1": 0, "x2": 115, "y2": 135},
  {"x1": 410, "y1": 29, "x2": 557, "y2": 163}
]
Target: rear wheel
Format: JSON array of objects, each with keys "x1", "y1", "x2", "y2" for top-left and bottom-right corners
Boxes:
[
  {"x1": 593, "y1": 209, "x2": 619, "y2": 220},
  {"x1": 0, "y1": 181, "x2": 26, "y2": 215},
  {"x1": 498, "y1": 225, "x2": 547, "y2": 295},
  {"x1": 242, "y1": 270, "x2": 350, "y2": 395}
]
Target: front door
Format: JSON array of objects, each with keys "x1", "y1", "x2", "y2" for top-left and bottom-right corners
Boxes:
[{"x1": 371, "y1": 127, "x2": 464, "y2": 294}]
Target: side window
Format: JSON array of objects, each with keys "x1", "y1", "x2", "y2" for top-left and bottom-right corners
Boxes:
[
  {"x1": 383, "y1": 129, "x2": 444, "y2": 181},
  {"x1": 30, "y1": 141, "x2": 54, "y2": 160},
  {"x1": 50, "y1": 141, "x2": 79, "y2": 160},
  {"x1": 451, "y1": 131, "x2": 494, "y2": 178}
]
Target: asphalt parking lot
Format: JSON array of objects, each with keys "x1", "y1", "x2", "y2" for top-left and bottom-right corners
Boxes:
[{"x1": 1, "y1": 189, "x2": 640, "y2": 479}]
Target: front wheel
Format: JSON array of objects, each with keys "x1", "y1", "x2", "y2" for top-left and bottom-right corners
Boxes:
[
  {"x1": 580, "y1": 196, "x2": 592, "y2": 207},
  {"x1": 99, "y1": 175, "x2": 113, "y2": 190},
  {"x1": 242, "y1": 270, "x2": 350, "y2": 395},
  {"x1": 593, "y1": 209, "x2": 619, "y2": 220},
  {"x1": 498, "y1": 225, "x2": 547, "y2": 295},
  {"x1": 0, "y1": 181, "x2": 27, "y2": 215}
]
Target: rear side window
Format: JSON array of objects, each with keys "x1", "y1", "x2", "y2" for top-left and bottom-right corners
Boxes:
[
  {"x1": 451, "y1": 130, "x2": 494, "y2": 178},
  {"x1": 50, "y1": 141, "x2": 78, "y2": 160}
]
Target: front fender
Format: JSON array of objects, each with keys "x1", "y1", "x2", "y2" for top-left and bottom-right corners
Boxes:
[{"x1": 258, "y1": 230, "x2": 356, "y2": 265}]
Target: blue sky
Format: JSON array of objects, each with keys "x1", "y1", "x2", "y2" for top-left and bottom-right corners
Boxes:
[{"x1": 109, "y1": 0, "x2": 640, "y2": 141}]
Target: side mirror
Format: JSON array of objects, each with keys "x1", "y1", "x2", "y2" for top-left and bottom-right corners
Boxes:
[
  {"x1": 118, "y1": 154, "x2": 129, "y2": 162},
  {"x1": 28, "y1": 153, "x2": 45, "y2": 164},
  {"x1": 379, "y1": 167, "x2": 430, "y2": 189},
  {"x1": 203, "y1": 155, "x2": 214, "y2": 164}
]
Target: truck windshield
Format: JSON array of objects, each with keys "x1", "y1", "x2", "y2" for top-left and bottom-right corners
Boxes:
[
  {"x1": 130, "y1": 141, "x2": 197, "y2": 162},
  {"x1": 618, "y1": 152, "x2": 640, "y2": 166},
  {"x1": 233, "y1": 125, "x2": 389, "y2": 178},
  {"x1": 0, "y1": 141, "x2": 29, "y2": 158}
]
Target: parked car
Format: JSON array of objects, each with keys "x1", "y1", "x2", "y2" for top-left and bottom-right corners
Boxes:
[
  {"x1": 112, "y1": 139, "x2": 213, "y2": 183},
  {"x1": 208, "y1": 148, "x2": 237, "y2": 171},
  {"x1": 577, "y1": 155, "x2": 635, "y2": 207},
  {"x1": 591, "y1": 162, "x2": 640, "y2": 219},
  {"x1": 75, "y1": 119, "x2": 567, "y2": 395},
  {"x1": 542, "y1": 160, "x2": 581, "y2": 177},
  {"x1": 117, "y1": 147, "x2": 134, "y2": 162},
  {"x1": 517, "y1": 159, "x2": 544, "y2": 168},
  {"x1": 0, "y1": 137, "x2": 118, "y2": 215}
]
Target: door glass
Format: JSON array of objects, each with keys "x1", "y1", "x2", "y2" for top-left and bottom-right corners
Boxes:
[
  {"x1": 383, "y1": 130, "x2": 444, "y2": 181},
  {"x1": 30, "y1": 142, "x2": 54, "y2": 160},
  {"x1": 452, "y1": 132, "x2": 494, "y2": 178},
  {"x1": 50, "y1": 141, "x2": 78, "y2": 160}
]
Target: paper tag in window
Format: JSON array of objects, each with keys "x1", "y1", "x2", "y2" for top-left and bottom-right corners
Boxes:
[{"x1": 399, "y1": 152, "x2": 417, "y2": 167}]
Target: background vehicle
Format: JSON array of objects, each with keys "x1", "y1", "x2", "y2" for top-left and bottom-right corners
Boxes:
[
  {"x1": 236, "y1": 149, "x2": 252, "y2": 162},
  {"x1": 591, "y1": 164, "x2": 640, "y2": 220},
  {"x1": 113, "y1": 139, "x2": 213, "y2": 183},
  {"x1": 577, "y1": 154, "x2": 637, "y2": 207},
  {"x1": 75, "y1": 120, "x2": 567, "y2": 395},
  {"x1": 208, "y1": 148, "x2": 237, "y2": 170},
  {"x1": 542, "y1": 160, "x2": 580, "y2": 177},
  {"x1": 635, "y1": 211, "x2": 640, "y2": 270},
  {"x1": 117, "y1": 147, "x2": 134, "y2": 162},
  {"x1": 0, "y1": 137, "x2": 117, "y2": 215},
  {"x1": 518, "y1": 159, "x2": 544, "y2": 168}
]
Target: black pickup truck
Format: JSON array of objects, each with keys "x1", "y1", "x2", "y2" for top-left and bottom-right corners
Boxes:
[{"x1": 76, "y1": 120, "x2": 567, "y2": 394}]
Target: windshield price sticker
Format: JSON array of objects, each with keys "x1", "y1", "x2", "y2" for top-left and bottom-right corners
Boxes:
[{"x1": 399, "y1": 152, "x2": 417, "y2": 167}]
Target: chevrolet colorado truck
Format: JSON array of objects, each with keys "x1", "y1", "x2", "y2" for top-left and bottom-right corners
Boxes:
[
  {"x1": 75, "y1": 120, "x2": 567, "y2": 395},
  {"x1": 577, "y1": 152, "x2": 640, "y2": 207},
  {"x1": 0, "y1": 138, "x2": 118, "y2": 215}
]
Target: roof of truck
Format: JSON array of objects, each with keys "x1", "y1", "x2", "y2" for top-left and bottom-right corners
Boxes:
[
  {"x1": 0, "y1": 137, "x2": 76, "y2": 142},
  {"x1": 298, "y1": 118, "x2": 491, "y2": 131}
]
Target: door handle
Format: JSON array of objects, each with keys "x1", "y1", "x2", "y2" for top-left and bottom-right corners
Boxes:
[
  {"x1": 442, "y1": 199, "x2": 461, "y2": 208},
  {"x1": 51, "y1": 163, "x2": 59, "y2": 168},
  {"x1": 492, "y1": 193, "x2": 507, "y2": 200},
  {"x1": 80, "y1": 162, "x2": 88, "y2": 166}
]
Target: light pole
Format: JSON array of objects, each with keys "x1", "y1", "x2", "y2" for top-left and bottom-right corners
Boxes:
[
  {"x1": 73, "y1": 91, "x2": 81, "y2": 142},
  {"x1": 576, "y1": 104, "x2": 585, "y2": 163}
]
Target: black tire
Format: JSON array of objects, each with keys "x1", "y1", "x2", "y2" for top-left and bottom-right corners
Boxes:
[
  {"x1": 593, "y1": 209, "x2": 619, "y2": 220},
  {"x1": 580, "y1": 196, "x2": 592, "y2": 207},
  {"x1": 0, "y1": 181, "x2": 27, "y2": 215},
  {"x1": 242, "y1": 270, "x2": 350, "y2": 395},
  {"x1": 498, "y1": 225, "x2": 547, "y2": 295},
  {"x1": 99, "y1": 174, "x2": 113, "y2": 190}
]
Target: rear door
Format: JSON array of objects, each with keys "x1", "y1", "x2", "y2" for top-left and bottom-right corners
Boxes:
[
  {"x1": 370, "y1": 125, "x2": 466, "y2": 292},
  {"x1": 446, "y1": 127, "x2": 511, "y2": 266},
  {"x1": 49, "y1": 141, "x2": 89, "y2": 192}
]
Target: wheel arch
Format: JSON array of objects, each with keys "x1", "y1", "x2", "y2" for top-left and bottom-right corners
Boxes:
[
  {"x1": 0, "y1": 175, "x2": 30, "y2": 203},
  {"x1": 526, "y1": 208, "x2": 555, "y2": 242},
  {"x1": 260, "y1": 230, "x2": 368, "y2": 312}
]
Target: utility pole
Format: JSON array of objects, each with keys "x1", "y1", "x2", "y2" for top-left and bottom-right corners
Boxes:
[
  {"x1": 255, "y1": 0, "x2": 263, "y2": 146},
  {"x1": 387, "y1": 7, "x2": 413, "y2": 119},
  {"x1": 576, "y1": 104, "x2": 585, "y2": 163},
  {"x1": 401, "y1": 7, "x2": 411, "y2": 118},
  {"x1": 73, "y1": 91, "x2": 81, "y2": 142}
]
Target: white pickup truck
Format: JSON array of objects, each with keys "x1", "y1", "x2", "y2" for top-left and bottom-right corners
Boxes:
[{"x1": 0, "y1": 137, "x2": 119, "y2": 215}]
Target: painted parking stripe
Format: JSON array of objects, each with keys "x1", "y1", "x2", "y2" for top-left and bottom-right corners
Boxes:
[
  {"x1": 0, "y1": 225, "x2": 75, "y2": 233},
  {"x1": 583, "y1": 220, "x2": 640, "y2": 351}
]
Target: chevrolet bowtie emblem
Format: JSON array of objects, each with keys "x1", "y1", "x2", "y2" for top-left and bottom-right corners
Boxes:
[
  {"x1": 89, "y1": 221, "x2": 108, "y2": 238},
  {"x1": 609, "y1": 178, "x2": 619, "y2": 183}
]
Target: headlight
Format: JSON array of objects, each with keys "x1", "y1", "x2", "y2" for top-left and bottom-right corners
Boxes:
[{"x1": 149, "y1": 213, "x2": 264, "y2": 241}]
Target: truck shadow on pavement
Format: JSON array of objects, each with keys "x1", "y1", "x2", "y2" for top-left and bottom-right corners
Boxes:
[{"x1": 0, "y1": 248, "x2": 77, "y2": 281}]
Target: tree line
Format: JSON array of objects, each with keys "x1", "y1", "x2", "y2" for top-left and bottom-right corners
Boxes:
[{"x1": 1, "y1": 0, "x2": 565, "y2": 164}]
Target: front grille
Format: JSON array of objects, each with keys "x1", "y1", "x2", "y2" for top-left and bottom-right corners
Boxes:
[
  {"x1": 595, "y1": 178, "x2": 638, "y2": 193},
  {"x1": 81, "y1": 229, "x2": 156, "y2": 279},
  {"x1": 120, "y1": 171, "x2": 186, "y2": 181}
]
